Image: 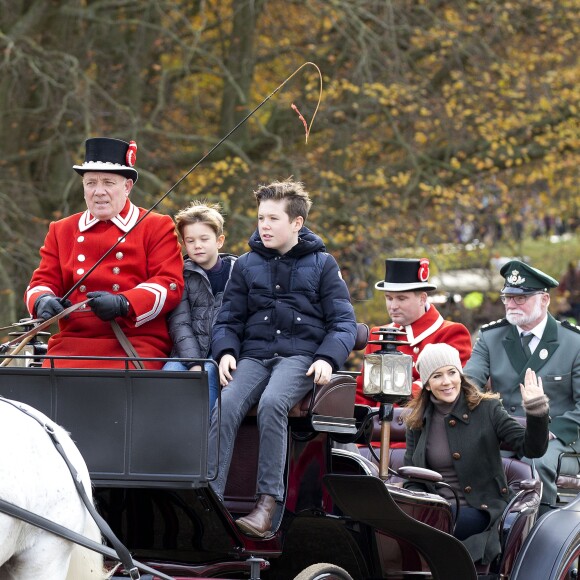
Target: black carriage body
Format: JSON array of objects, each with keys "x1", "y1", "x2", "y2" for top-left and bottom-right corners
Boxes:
[
  {"x1": 0, "y1": 359, "x2": 379, "y2": 578},
  {"x1": 0, "y1": 365, "x2": 210, "y2": 487},
  {"x1": 1, "y1": 358, "x2": 579, "y2": 580}
]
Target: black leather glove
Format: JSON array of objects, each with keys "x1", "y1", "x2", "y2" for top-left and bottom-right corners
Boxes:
[
  {"x1": 87, "y1": 291, "x2": 129, "y2": 321},
  {"x1": 34, "y1": 294, "x2": 72, "y2": 321}
]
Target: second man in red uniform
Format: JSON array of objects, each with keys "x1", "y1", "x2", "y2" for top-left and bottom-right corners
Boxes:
[{"x1": 356, "y1": 258, "x2": 472, "y2": 405}]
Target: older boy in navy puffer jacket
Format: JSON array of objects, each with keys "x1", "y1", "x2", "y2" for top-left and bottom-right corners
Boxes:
[{"x1": 208, "y1": 178, "x2": 357, "y2": 538}]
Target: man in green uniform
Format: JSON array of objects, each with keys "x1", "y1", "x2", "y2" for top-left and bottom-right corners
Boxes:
[{"x1": 464, "y1": 259, "x2": 580, "y2": 510}]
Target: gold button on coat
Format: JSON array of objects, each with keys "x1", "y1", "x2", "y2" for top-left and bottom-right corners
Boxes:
[
  {"x1": 448, "y1": 419, "x2": 457, "y2": 427},
  {"x1": 452, "y1": 452, "x2": 461, "y2": 460}
]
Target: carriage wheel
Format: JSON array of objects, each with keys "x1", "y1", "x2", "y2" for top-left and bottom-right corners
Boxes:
[
  {"x1": 293, "y1": 562, "x2": 354, "y2": 580},
  {"x1": 510, "y1": 524, "x2": 580, "y2": 580},
  {"x1": 554, "y1": 552, "x2": 579, "y2": 580}
]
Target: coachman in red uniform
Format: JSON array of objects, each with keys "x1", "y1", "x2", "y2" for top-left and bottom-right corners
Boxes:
[
  {"x1": 25, "y1": 138, "x2": 184, "y2": 368},
  {"x1": 356, "y1": 258, "x2": 472, "y2": 405}
]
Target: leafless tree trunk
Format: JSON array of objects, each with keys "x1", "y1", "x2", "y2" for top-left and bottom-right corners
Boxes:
[{"x1": 219, "y1": 0, "x2": 267, "y2": 146}]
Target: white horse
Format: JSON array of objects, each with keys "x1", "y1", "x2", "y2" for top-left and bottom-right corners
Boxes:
[{"x1": 0, "y1": 399, "x2": 107, "y2": 580}]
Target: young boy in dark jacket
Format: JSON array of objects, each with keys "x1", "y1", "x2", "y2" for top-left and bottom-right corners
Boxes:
[
  {"x1": 164, "y1": 202, "x2": 236, "y2": 409},
  {"x1": 208, "y1": 178, "x2": 357, "y2": 538}
]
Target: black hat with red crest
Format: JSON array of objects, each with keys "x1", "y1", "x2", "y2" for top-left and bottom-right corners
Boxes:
[
  {"x1": 375, "y1": 258, "x2": 437, "y2": 291},
  {"x1": 73, "y1": 138, "x2": 138, "y2": 183}
]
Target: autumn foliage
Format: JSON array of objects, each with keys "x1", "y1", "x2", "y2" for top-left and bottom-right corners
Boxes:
[{"x1": 0, "y1": 0, "x2": 578, "y2": 326}]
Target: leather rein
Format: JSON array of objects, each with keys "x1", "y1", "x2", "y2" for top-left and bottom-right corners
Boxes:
[{"x1": 0, "y1": 300, "x2": 144, "y2": 370}]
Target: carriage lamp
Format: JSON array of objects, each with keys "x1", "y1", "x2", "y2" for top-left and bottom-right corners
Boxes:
[
  {"x1": 363, "y1": 327, "x2": 413, "y2": 404},
  {"x1": 363, "y1": 327, "x2": 413, "y2": 480}
]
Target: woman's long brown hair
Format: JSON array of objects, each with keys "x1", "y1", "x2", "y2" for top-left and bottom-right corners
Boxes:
[{"x1": 403, "y1": 375, "x2": 499, "y2": 430}]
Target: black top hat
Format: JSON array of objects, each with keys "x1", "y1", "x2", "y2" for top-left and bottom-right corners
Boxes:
[
  {"x1": 73, "y1": 138, "x2": 138, "y2": 183},
  {"x1": 375, "y1": 258, "x2": 437, "y2": 291},
  {"x1": 500, "y1": 260, "x2": 558, "y2": 294}
]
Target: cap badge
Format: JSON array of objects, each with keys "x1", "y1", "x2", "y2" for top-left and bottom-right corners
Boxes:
[
  {"x1": 418, "y1": 258, "x2": 430, "y2": 282},
  {"x1": 506, "y1": 269, "x2": 525, "y2": 286},
  {"x1": 126, "y1": 140, "x2": 137, "y2": 167}
]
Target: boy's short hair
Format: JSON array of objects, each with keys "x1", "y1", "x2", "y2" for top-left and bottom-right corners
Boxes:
[
  {"x1": 253, "y1": 178, "x2": 312, "y2": 221},
  {"x1": 174, "y1": 201, "x2": 225, "y2": 239}
]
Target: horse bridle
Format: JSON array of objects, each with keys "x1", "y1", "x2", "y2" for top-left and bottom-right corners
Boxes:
[{"x1": 0, "y1": 396, "x2": 175, "y2": 580}]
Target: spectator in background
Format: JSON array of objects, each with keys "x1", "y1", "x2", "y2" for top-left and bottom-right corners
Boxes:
[{"x1": 557, "y1": 260, "x2": 580, "y2": 323}]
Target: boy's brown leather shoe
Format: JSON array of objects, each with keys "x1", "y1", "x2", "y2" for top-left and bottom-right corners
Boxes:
[{"x1": 235, "y1": 494, "x2": 277, "y2": 538}]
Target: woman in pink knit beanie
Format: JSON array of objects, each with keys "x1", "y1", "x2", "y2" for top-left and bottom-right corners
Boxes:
[{"x1": 402, "y1": 342, "x2": 549, "y2": 566}]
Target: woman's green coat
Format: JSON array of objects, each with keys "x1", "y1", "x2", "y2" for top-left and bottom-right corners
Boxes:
[{"x1": 404, "y1": 392, "x2": 549, "y2": 564}]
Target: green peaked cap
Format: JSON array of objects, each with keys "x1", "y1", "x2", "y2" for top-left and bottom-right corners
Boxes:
[{"x1": 500, "y1": 260, "x2": 558, "y2": 294}]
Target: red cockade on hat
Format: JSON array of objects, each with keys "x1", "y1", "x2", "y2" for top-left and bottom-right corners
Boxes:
[
  {"x1": 418, "y1": 258, "x2": 430, "y2": 282},
  {"x1": 126, "y1": 140, "x2": 137, "y2": 167}
]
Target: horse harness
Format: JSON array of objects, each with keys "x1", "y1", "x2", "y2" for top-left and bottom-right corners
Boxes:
[{"x1": 0, "y1": 396, "x2": 174, "y2": 580}]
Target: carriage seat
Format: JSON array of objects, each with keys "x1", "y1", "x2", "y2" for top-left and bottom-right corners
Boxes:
[
  {"x1": 288, "y1": 374, "x2": 357, "y2": 418},
  {"x1": 556, "y1": 471, "x2": 580, "y2": 492},
  {"x1": 556, "y1": 451, "x2": 580, "y2": 498},
  {"x1": 359, "y1": 406, "x2": 407, "y2": 474},
  {"x1": 368, "y1": 405, "x2": 407, "y2": 445}
]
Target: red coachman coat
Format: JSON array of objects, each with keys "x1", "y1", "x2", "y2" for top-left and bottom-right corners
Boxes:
[
  {"x1": 25, "y1": 200, "x2": 184, "y2": 369},
  {"x1": 355, "y1": 304, "x2": 473, "y2": 405}
]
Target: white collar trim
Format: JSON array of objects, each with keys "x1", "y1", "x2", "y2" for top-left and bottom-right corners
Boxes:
[
  {"x1": 78, "y1": 201, "x2": 139, "y2": 233},
  {"x1": 405, "y1": 314, "x2": 445, "y2": 346}
]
